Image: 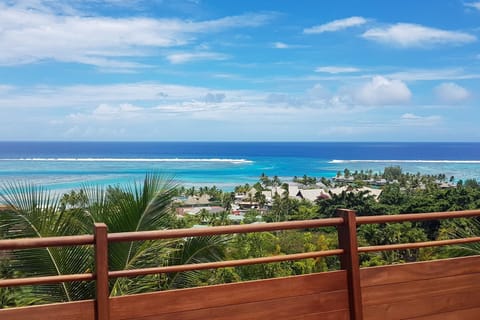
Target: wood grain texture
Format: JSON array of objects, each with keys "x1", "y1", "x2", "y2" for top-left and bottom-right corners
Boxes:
[
  {"x1": 361, "y1": 255, "x2": 480, "y2": 287},
  {"x1": 287, "y1": 309, "x2": 350, "y2": 320},
  {"x1": 108, "y1": 218, "x2": 344, "y2": 242},
  {"x1": 0, "y1": 300, "x2": 95, "y2": 320},
  {"x1": 125, "y1": 291, "x2": 349, "y2": 320},
  {"x1": 94, "y1": 223, "x2": 110, "y2": 320},
  {"x1": 110, "y1": 271, "x2": 348, "y2": 320},
  {"x1": 363, "y1": 288, "x2": 480, "y2": 319},
  {"x1": 362, "y1": 272, "x2": 480, "y2": 306},
  {"x1": 355, "y1": 209, "x2": 480, "y2": 225},
  {"x1": 407, "y1": 307, "x2": 480, "y2": 320},
  {"x1": 337, "y1": 209, "x2": 363, "y2": 320},
  {"x1": 361, "y1": 256, "x2": 480, "y2": 319}
]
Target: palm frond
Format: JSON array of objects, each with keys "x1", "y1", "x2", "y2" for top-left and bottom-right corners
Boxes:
[
  {"x1": 165, "y1": 235, "x2": 231, "y2": 289},
  {"x1": 81, "y1": 173, "x2": 178, "y2": 295},
  {"x1": 1, "y1": 173, "x2": 230, "y2": 302},
  {"x1": 0, "y1": 181, "x2": 95, "y2": 303},
  {"x1": 450, "y1": 218, "x2": 480, "y2": 255}
]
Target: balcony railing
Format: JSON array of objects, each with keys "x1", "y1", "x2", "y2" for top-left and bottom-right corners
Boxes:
[{"x1": 1, "y1": 209, "x2": 480, "y2": 320}]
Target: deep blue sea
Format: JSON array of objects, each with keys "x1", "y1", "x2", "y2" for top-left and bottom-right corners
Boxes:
[{"x1": 1, "y1": 142, "x2": 480, "y2": 193}]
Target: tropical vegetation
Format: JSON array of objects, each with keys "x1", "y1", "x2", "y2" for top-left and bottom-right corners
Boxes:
[
  {"x1": 1, "y1": 168, "x2": 480, "y2": 308},
  {"x1": 0, "y1": 173, "x2": 227, "y2": 307}
]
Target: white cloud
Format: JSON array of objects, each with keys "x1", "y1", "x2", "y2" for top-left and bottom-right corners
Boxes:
[
  {"x1": 0, "y1": 3, "x2": 271, "y2": 67},
  {"x1": 465, "y1": 2, "x2": 480, "y2": 10},
  {"x1": 362, "y1": 23, "x2": 476, "y2": 47},
  {"x1": 400, "y1": 113, "x2": 441, "y2": 126},
  {"x1": 384, "y1": 68, "x2": 480, "y2": 81},
  {"x1": 401, "y1": 113, "x2": 421, "y2": 120},
  {"x1": 434, "y1": 82, "x2": 470, "y2": 103},
  {"x1": 265, "y1": 93, "x2": 304, "y2": 106},
  {"x1": 315, "y1": 66, "x2": 360, "y2": 74},
  {"x1": 166, "y1": 52, "x2": 229, "y2": 64},
  {"x1": 307, "y1": 84, "x2": 330, "y2": 99},
  {"x1": 190, "y1": 13, "x2": 274, "y2": 31},
  {"x1": 0, "y1": 82, "x2": 211, "y2": 109},
  {"x1": 273, "y1": 42, "x2": 289, "y2": 49},
  {"x1": 0, "y1": 79, "x2": 457, "y2": 141},
  {"x1": 0, "y1": 85, "x2": 14, "y2": 93},
  {"x1": 92, "y1": 103, "x2": 143, "y2": 115},
  {"x1": 205, "y1": 93, "x2": 226, "y2": 103},
  {"x1": 55, "y1": 100, "x2": 372, "y2": 141},
  {"x1": 304, "y1": 16, "x2": 367, "y2": 34},
  {"x1": 259, "y1": 67, "x2": 480, "y2": 84},
  {"x1": 271, "y1": 42, "x2": 308, "y2": 49},
  {"x1": 353, "y1": 76, "x2": 412, "y2": 106},
  {"x1": 0, "y1": 79, "x2": 412, "y2": 115}
]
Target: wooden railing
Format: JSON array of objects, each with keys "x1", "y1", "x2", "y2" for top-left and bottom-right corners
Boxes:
[{"x1": 1, "y1": 209, "x2": 480, "y2": 320}]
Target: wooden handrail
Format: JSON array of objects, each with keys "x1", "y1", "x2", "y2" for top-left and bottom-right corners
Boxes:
[
  {"x1": 0, "y1": 235, "x2": 94, "y2": 250},
  {"x1": 0, "y1": 273, "x2": 94, "y2": 287},
  {"x1": 356, "y1": 209, "x2": 480, "y2": 225},
  {"x1": 108, "y1": 249, "x2": 344, "y2": 278},
  {"x1": 1, "y1": 210, "x2": 478, "y2": 251},
  {"x1": 107, "y1": 218, "x2": 344, "y2": 242},
  {"x1": 2, "y1": 210, "x2": 480, "y2": 290},
  {"x1": 358, "y1": 236, "x2": 480, "y2": 253}
]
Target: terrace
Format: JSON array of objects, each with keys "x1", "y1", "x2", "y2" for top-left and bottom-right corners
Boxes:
[{"x1": 1, "y1": 209, "x2": 480, "y2": 319}]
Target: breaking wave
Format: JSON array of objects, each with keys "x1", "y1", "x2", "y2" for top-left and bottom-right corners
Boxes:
[
  {"x1": 0, "y1": 158, "x2": 253, "y2": 164},
  {"x1": 330, "y1": 160, "x2": 480, "y2": 164}
]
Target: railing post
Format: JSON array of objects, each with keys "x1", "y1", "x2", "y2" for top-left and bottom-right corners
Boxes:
[
  {"x1": 337, "y1": 209, "x2": 363, "y2": 320},
  {"x1": 94, "y1": 223, "x2": 110, "y2": 320}
]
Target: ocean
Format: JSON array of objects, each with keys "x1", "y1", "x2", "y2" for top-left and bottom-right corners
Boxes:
[{"x1": 1, "y1": 141, "x2": 480, "y2": 193}]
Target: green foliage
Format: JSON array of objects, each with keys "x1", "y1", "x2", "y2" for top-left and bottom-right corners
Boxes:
[
  {"x1": 464, "y1": 179, "x2": 480, "y2": 189},
  {"x1": 163, "y1": 235, "x2": 230, "y2": 289},
  {"x1": 3, "y1": 167, "x2": 480, "y2": 306},
  {"x1": 358, "y1": 222, "x2": 427, "y2": 264},
  {"x1": 0, "y1": 182, "x2": 94, "y2": 304},
  {"x1": 289, "y1": 203, "x2": 318, "y2": 220},
  {"x1": 292, "y1": 174, "x2": 317, "y2": 186},
  {"x1": 378, "y1": 184, "x2": 406, "y2": 206},
  {"x1": 383, "y1": 166, "x2": 402, "y2": 181},
  {"x1": 316, "y1": 190, "x2": 382, "y2": 217},
  {"x1": 243, "y1": 209, "x2": 261, "y2": 224},
  {"x1": 445, "y1": 217, "x2": 480, "y2": 257},
  {"x1": 0, "y1": 173, "x2": 229, "y2": 306},
  {"x1": 210, "y1": 230, "x2": 340, "y2": 284}
]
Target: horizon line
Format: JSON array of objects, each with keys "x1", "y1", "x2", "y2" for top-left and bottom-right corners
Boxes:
[{"x1": 1, "y1": 140, "x2": 479, "y2": 144}]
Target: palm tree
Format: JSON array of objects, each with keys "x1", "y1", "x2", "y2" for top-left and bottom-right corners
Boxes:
[
  {"x1": 0, "y1": 173, "x2": 228, "y2": 305},
  {"x1": 0, "y1": 182, "x2": 94, "y2": 304},
  {"x1": 221, "y1": 192, "x2": 234, "y2": 212},
  {"x1": 448, "y1": 218, "x2": 480, "y2": 256},
  {"x1": 254, "y1": 190, "x2": 266, "y2": 209}
]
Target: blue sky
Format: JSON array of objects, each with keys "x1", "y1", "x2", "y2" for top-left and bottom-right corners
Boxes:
[{"x1": 0, "y1": 0, "x2": 479, "y2": 141}]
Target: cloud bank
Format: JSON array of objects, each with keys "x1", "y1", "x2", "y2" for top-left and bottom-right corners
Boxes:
[{"x1": 0, "y1": 3, "x2": 271, "y2": 68}]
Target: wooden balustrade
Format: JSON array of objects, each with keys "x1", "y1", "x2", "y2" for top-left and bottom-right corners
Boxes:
[{"x1": 1, "y1": 209, "x2": 480, "y2": 320}]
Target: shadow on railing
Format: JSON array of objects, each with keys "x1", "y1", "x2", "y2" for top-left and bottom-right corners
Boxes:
[{"x1": 2, "y1": 209, "x2": 480, "y2": 320}]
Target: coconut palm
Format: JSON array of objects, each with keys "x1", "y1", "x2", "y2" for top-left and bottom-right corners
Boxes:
[
  {"x1": 0, "y1": 182, "x2": 94, "y2": 304},
  {"x1": 0, "y1": 173, "x2": 229, "y2": 305},
  {"x1": 448, "y1": 218, "x2": 480, "y2": 256}
]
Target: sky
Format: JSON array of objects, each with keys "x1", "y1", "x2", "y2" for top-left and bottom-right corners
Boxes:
[{"x1": 0, "y1": 0, "x2": 479, "y2": 141}]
